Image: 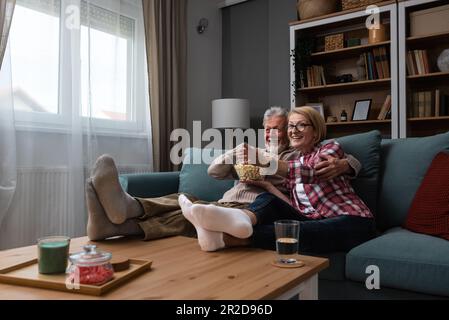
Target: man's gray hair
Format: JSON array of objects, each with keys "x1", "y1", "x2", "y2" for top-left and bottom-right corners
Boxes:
[{"x1": 263, "y1": 106, "x2": 288, "y2": 126}]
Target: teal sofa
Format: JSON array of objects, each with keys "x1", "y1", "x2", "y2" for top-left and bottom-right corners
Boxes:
[{"x1": 120, "y1": 130, "x2": 449, "y2": 299}]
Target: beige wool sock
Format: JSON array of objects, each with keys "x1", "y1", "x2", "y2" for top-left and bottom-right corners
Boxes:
[
  {"x1": 91, "y1": 155, "x2": 143, "y2": 224},
  {"x1": 86, "y1": 179, "x2": 142, "y2": 241}
]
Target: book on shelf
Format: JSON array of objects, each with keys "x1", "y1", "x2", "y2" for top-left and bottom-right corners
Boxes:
[
  {"x1": 304, "y1": 65, "x2": 326, "y2": 88},
  {"x1": 406, "y1": 50, "x2": 431, "y2": 76},
  {"x1": 434, "y1": 90, "x2": 449, "y2": 117},
  {"x1": 359, "y1": 46, "x2": 390, "y2": 81},
  {"x1": 377, "y1": 95, "x2": 392, "y2": 120},
  {"x1": 380, "y1": 47, "x2": 390, "y2": 78},
  {"x1": 418, "y1": 91, "x2": 427, "y2": 117},
  {"x1": 424, "y1": 91, "x2": 432, "y2": 117},
  {"x1": 409, "y1": 90, "x2": 449, "y2": 118},
  {"x1": 435, "y1": 89, "x2": 440, "y2": 117}
]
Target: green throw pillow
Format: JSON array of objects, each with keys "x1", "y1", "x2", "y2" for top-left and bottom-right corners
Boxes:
[{"x1": 178, "y1": 148, "x2": 236, "y2": 202}]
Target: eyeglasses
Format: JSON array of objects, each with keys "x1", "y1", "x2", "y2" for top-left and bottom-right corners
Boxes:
[{"x1": 287, "y1": 122, "x2": 313, "y2": 132}]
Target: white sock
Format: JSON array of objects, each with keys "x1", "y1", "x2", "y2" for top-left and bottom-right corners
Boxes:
[
  {"x1": 178, "y1": 194, "x2": 225, "y2": 252},
  {"x1": 190, "y1": 204, "x2": 253, "y2": 239}
]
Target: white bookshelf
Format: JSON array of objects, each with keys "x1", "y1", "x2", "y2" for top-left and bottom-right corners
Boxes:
[
  {"x1": 290, "y1": 3, "x2": 399, "y2": 138},
  {"x1": 398, "y1": 0, "x2": 449, "y2": 138}
]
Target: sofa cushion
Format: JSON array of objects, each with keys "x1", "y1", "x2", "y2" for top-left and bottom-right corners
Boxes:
[
  {"x1": 120, "y1": 172, "x2": 180, "y2": 198},
  {"x1": 405, "y1": 152, "x2": 449, "y2": 241},
  {"x1": 346, "y1": 227, "x2": 449, "y2": 297},
  {"x1": 378, "y1": 131, "x2": 449, "y2": 231},
  {"x1": 333, "y1": 130, "x2": 382, "y2": 215},
  {"x1": 179, "y1": 148, "x2": 236, "y2": 202}
]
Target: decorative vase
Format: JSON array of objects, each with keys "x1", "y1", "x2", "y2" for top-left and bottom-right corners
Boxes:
[
  {"x1": 437, "y1": 49, "x2": 449, "y2": 72},
  {"x1": 369, "y1": 24, "x2": 387, "y2": 44},
  {"x1": 297, "y1": 0, "x2": 337, "y2": 20}
]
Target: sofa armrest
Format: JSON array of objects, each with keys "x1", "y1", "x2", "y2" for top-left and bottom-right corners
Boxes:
[{"x1": 119, "y1": 172, "x2": 180, "y2": 198}]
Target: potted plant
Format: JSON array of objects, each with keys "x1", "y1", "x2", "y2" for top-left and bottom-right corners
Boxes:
[{"x1": 291, "y1": 36, "x2": 315, "y2": 93}]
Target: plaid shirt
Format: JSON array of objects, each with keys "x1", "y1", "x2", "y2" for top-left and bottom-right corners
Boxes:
[{"x1": 286, "y1": 141, "x2": 373, "y2": 220}]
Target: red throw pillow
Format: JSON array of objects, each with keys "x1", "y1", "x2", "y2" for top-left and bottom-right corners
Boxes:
[{"x1": 404, "y1": 152, "x2": 449, "y2": 240}]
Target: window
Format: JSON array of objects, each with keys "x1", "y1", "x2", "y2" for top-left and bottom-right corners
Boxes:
[
  {"x1": 9, "y1": 0, "x2": 147, "y2": 134},
  {"x1": 80, "y1": 2, "x2": 135, "y2": 121},
  {"x1": 10, "y1": 0, "x2": 60, "y2": 115}
]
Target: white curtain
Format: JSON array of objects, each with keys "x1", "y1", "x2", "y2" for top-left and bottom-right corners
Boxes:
[{"x1": 0, "y1": 0, "x2": 153, "y2": 250}]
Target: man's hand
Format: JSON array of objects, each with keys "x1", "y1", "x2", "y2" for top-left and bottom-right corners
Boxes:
[
  {"x1": 235, "y1": 143, "x2": 274, "y2": 167},
  {"x1": 315, "y1": 155, "x2": 352, "y2": 181}
]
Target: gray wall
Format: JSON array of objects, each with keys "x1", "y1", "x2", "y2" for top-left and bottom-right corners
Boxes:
[
  {"x1": 187, "y1": 0, "x2": 222, "y2": 134},
  {"x1": 222, "y1": 0, "x2": 297, "y2": 128}
]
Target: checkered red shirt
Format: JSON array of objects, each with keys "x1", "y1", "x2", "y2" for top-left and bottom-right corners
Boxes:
[{"x1": 286, "y1": 141, "x2": 373, "y2": 220}]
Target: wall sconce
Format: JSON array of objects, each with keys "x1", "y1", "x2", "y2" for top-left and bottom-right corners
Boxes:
[{"x1": 197, "y1": 18, "x2": 209, "y2": 34}]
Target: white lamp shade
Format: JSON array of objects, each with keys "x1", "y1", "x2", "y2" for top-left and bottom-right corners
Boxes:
[{"x1": 212, "y1": 99, "x2": 250, "y2": 129}]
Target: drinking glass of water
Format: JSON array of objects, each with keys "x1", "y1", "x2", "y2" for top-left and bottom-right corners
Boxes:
[{"x1": 274, "y1": 220, "x2": 300, "y2": 264}]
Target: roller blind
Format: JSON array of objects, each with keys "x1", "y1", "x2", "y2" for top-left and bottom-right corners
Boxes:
[{"x1": 17, "y1": 0, "x2": 134, "y2": 39}]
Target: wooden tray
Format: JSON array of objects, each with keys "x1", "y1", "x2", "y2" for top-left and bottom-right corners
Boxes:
[{"x1": 0, "y1": 258, "x2": 152, "y2": 296}]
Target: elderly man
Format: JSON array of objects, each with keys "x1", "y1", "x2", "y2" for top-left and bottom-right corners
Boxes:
[{"x1": 86, "y1": 107, "x2": 360, "y2": 250}]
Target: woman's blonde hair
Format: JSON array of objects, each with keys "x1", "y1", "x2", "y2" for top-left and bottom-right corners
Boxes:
[{"x1": 289, "y1": 106, "x2": 326, "y2": 144}]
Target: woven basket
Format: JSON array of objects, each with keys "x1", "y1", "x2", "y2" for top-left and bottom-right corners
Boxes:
[
  {"x1": 341, "y1": 0, "x2": 383, "y2": 11},
  {"x1": 325, "y1": 33, "x2": 344, "y2": 51},
  {"x1": 297, "y1": 0, "x2": 337, "y2": 20}
]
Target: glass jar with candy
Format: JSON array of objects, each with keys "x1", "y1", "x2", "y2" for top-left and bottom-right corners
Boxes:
[{"x1": 67, "y1": 245, "x2": 114, "y2": 286}]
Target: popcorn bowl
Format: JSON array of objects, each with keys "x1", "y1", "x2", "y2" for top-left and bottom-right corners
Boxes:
[{"x1": 234, "y1": 164, "x2": 264, "y2": 181}]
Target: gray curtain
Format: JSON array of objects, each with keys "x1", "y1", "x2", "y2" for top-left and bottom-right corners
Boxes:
[
  {"x1": 142, "y1": 0, "x2": 187, "y2": 172},
  {"x1": 0, "y1": 0, "x2": 15, "y2": 68},
  {"x1": 0, "y1": 0, "x2": 15, "y2": 229}
]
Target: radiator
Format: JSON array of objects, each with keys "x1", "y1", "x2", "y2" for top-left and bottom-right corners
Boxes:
[{"x1": 0, "y1": 166, "x2": 151, "y2": 250}]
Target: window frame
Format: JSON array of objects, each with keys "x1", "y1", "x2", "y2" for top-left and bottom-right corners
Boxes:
[{"x1": 10, "y1": 0, "x2": 148, "y2": 136}]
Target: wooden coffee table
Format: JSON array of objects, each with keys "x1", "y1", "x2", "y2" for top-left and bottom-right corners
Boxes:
[{"x1": 0, "y1": 236, "x2": 328, "y2": 300}]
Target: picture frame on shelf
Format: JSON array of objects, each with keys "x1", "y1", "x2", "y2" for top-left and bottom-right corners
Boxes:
[
  {"x1": 352, "y1": 99, "x2": 372, "y2": 121},
  {"x1": 307, "y1": 103, "x2": 325, "y2": 119}
]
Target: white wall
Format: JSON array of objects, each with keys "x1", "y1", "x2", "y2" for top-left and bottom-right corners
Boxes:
[{"x1": 187, "y1": 0, "x2": 223, "y2": 134}]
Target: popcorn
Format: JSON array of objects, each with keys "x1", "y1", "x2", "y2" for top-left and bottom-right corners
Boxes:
[{"x1": 234, "y1": 164, "x2": 263, "y2": 181}]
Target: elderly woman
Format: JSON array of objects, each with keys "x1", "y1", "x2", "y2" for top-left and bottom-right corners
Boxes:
[{"x1": 179, "y1": 106, "x2": 376, "y2": 253}]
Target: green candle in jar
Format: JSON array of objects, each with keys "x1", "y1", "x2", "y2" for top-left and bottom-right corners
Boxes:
[{"x1": 38, "y1": 237, "x2": 70, "y2": 274}]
